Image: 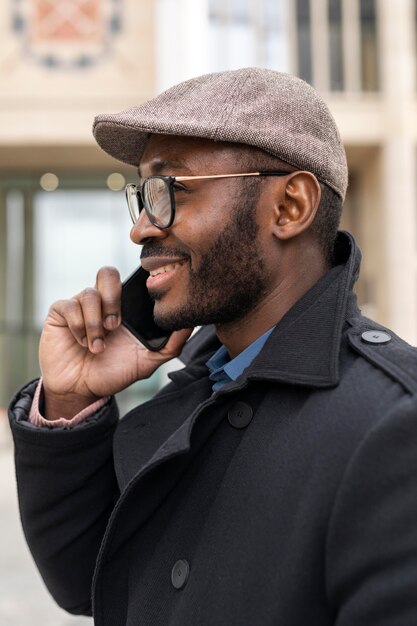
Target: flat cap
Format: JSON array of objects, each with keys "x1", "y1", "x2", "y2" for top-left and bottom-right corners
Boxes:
[{"x1": 93, "y1": 67, "x2": 348, "y2": 200}]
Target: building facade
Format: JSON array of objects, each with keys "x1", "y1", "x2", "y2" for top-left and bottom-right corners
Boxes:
[{"x1": 1, "y1": 0, "x2": 416, "y2": 411}]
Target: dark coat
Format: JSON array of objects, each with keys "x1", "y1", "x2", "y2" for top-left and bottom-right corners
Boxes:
[{"x1": 9, "y1": 232, "x2": 417, "y2": 625}]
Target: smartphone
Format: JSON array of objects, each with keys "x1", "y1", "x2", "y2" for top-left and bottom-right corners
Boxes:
[{"x1": 121, "y1": 266, "x2": 172, "y2": 351}]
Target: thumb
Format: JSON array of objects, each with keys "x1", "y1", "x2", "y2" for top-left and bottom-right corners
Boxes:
[{"x1": 162, "y1": 327, "x2": 194, "y2": 359}]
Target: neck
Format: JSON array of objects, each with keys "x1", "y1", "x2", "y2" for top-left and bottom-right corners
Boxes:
[{"x1": 216, "y1": 252, "x2": 330, "y2": 359}]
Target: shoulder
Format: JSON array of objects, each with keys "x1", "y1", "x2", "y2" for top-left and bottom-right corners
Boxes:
[{"x1": 346, "y1": 316, "x2": 417, "y2": 395}]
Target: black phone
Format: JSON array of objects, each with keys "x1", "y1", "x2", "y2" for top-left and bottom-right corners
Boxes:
[{"x1": 121, "y1": 266, "x2": 172, "y2": 351}]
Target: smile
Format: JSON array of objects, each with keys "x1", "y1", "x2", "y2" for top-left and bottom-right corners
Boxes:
[
  {"x1": 143, "y1": 258, "x2": 188, "y2": 292},
  {"x1": 149, "y1": 261, "x2": 187, "y2": 277}
]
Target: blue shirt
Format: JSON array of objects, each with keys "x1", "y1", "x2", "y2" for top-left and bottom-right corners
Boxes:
[{"x1": 206, "y1": 327, "x2": 275, "y2": 392}]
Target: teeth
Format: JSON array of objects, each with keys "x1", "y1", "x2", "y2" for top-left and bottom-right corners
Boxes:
[{"x1": 149, "y1": 262, "x2": 184, "y2": 277}]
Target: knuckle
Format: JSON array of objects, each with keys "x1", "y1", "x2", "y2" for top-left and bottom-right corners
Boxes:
[
  {"x1": 49, "y1": 298, "x2": 65, "y2": 313},
  {"x1": 103, "y1": 295, "x2": 120, "y2": 310},
  {"x1": 49, "y1": 298, "x2": 78, "y2": 316},
  {"x1": 78, "y1": 287, "x2": 99, "y2": 303},
  {"x1": 69, "y1": 317, "x2": 85, "y2": 332},
  {"x1": 68, "y1": 297, "x2": 82, "y2": 311},
  {"x1": 85, "y1": 319, "x2": 103, "y2": 333}
]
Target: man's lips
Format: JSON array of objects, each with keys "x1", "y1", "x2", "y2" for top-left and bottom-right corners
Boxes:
[{"x1": 141, "y1": 256, "x2": 188, "y2": 275}]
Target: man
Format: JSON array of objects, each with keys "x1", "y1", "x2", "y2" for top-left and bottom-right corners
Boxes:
[{"x1": 8, "y1": 68, "x2": 417, "y2": 625}]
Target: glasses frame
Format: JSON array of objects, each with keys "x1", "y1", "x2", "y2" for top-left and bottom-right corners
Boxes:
[{"x1": 126, "y1": 170, "x2": 292, "y2": 229}]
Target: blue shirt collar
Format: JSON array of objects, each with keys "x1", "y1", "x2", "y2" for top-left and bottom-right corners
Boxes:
[{"x1": 206, "y1": 327, "x2": 275, "y2": 391}]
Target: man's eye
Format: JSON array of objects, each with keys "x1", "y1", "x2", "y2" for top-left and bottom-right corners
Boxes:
[{"x1": 172, "y1": 183, "x2": 187, "y2": 192}]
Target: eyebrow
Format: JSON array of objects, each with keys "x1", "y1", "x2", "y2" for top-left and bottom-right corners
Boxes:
[{"x1": 137, "y1": 158, "x2": 192, "y2": 178}]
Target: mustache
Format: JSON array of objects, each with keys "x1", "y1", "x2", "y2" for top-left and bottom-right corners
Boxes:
[{"x1": 140, "y1": 243, "x2": 190, "y2": 260}]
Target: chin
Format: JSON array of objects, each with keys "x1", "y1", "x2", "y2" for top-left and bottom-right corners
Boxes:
[
  {"x1": 152, "y1": 301, "x2": 182, "y2": 331},
  {"x1": 153, "y1": 300, "x2": 200, "y2": 332}
]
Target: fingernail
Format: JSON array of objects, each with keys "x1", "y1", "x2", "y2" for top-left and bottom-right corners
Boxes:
[
  {"x1": 92, "y1": 337, "x2": 105, "y2": 352},
  {"x1": 104, "y1": 314, "x2": 119, "y2": 330},
  {"x1": 82, "y1": 336, "x2": 88, "y2": 347}
]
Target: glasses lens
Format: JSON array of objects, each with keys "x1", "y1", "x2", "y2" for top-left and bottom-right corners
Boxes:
[
  {"x1": 126, "y1": 184, "x2": 141, "y2": 224},
  {"x1": 143, "y1": 177, "x2": 172, "y2": 228}
]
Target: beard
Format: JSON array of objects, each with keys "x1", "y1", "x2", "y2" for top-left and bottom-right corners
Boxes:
[{"x1": 145, "y1": 183, "x2": 269, "y2": 331}]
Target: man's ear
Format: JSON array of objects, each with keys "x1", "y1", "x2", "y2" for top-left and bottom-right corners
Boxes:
[{"x1": 272, "y1": 171, "x2": 321, "y2": 241}]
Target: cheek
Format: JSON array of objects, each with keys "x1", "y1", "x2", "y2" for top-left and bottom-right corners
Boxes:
[{"x1": 173, "y1": 201, "x2": 226, "y2": 255}]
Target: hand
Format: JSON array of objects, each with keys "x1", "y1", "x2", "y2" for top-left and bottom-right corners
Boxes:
[{"x1": 39, "y1": 266, "x2": 192, "y2": 419}]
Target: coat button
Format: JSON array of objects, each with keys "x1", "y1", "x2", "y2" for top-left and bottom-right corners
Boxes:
[
  {"x1": 228, "y1": 402, "x2": 253, "y2": 429},
  {"x1": 361, "y1": 330, "x2": 392, "y2": 345},
  {"x1": 171, "y1": 559, "x2": 190, "y2": 589}
]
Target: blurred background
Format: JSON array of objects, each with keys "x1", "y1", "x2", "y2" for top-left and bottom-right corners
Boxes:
[{"x1": 1, "y1": 0, "x2": 416, "y2": 623}]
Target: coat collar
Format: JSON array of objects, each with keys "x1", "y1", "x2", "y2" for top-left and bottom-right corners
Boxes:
[
  {"x1": 174, "y1": 231, "x2": 361, "y2": 390},
  {"x1": 245, "y1": 231, "x2": 360, "y2": 388}
]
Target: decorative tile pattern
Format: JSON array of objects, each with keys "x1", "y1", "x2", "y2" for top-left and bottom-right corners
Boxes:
[
  {"x1": 34, "y1": 0, "x2": 101, "y2": 42},
  {"x1": 11, "y1": 0, "x2": 123, "y2": 69}
]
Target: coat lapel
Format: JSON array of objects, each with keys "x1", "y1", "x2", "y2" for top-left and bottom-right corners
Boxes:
[
  {"x1": 113, "y1": 374, "x2": 213, "y2": 490},
  {"x1": 102, "y1": 378, "x2": 241, "y2": 564}
]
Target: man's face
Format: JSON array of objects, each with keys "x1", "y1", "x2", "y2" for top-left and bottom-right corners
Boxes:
[{"x1": 134, "y1": 135, "x2": 275, "y2": 331}]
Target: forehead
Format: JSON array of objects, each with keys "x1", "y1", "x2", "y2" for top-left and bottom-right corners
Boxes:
[{"x1": 139, "y1": 134, "x2": 251, "y2": 176}]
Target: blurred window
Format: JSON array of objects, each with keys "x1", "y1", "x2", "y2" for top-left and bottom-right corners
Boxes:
[
  {"x1": 262, "y1": 0, "x2": 291, "y2": 71},
  {"x1": 208, "y1": 0, "x2": 291, "y2": 72},
  {"x1": 296, "y1": 0, "x2": 313, "y2": 85},
  {"x1": 329, "y1": 0, "x2": 344, "y2": 90},
  {"x1": 360, "y1": 0, "x2": 379, "y2": 91},
  {"x1": 33, "y1": 189, "x2": 137, "y2": 326},
  {"x1": 208, "y1": 0, "x2": 379, "y2": 93}
]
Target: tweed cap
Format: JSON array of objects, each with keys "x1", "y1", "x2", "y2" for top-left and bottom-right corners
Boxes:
[{"x1": 93, "y1": 67, "x2": 348, "y2": 200}]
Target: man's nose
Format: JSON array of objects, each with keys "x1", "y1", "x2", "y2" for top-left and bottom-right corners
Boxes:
[{"x1": 130, "y1": 210, "x2": 168, "y2": 245}]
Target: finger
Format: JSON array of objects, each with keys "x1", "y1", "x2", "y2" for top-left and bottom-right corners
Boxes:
[
  {"x1": 76, "y1": 287, "x2": 106, "y2": 353},
  {"x1": 162, "y1": 328, "x2": 194, "y2": 358},
  {"x1": 95, "y1": 266, "x2": 122, "y2": 331},
  {"x1": 48, "y1": 299, "x2": 88, "y2": 348}
]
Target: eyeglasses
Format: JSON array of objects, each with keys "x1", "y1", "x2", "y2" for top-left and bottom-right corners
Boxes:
[{"x1": 125, "y1": 171, "x2": 292, "y2": 229}]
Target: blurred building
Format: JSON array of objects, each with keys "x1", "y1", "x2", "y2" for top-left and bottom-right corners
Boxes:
[{"x1": 1, "y1": 0, "x2": 416, "y2": 411}]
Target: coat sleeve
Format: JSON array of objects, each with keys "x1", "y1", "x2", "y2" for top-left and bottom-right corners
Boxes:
[
  {"x1": 8, "y1": 380, "x2": 120, "y2": 616},
  {"x1": 326, "y1": 394, "x2": 417, "y2": 625}
]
